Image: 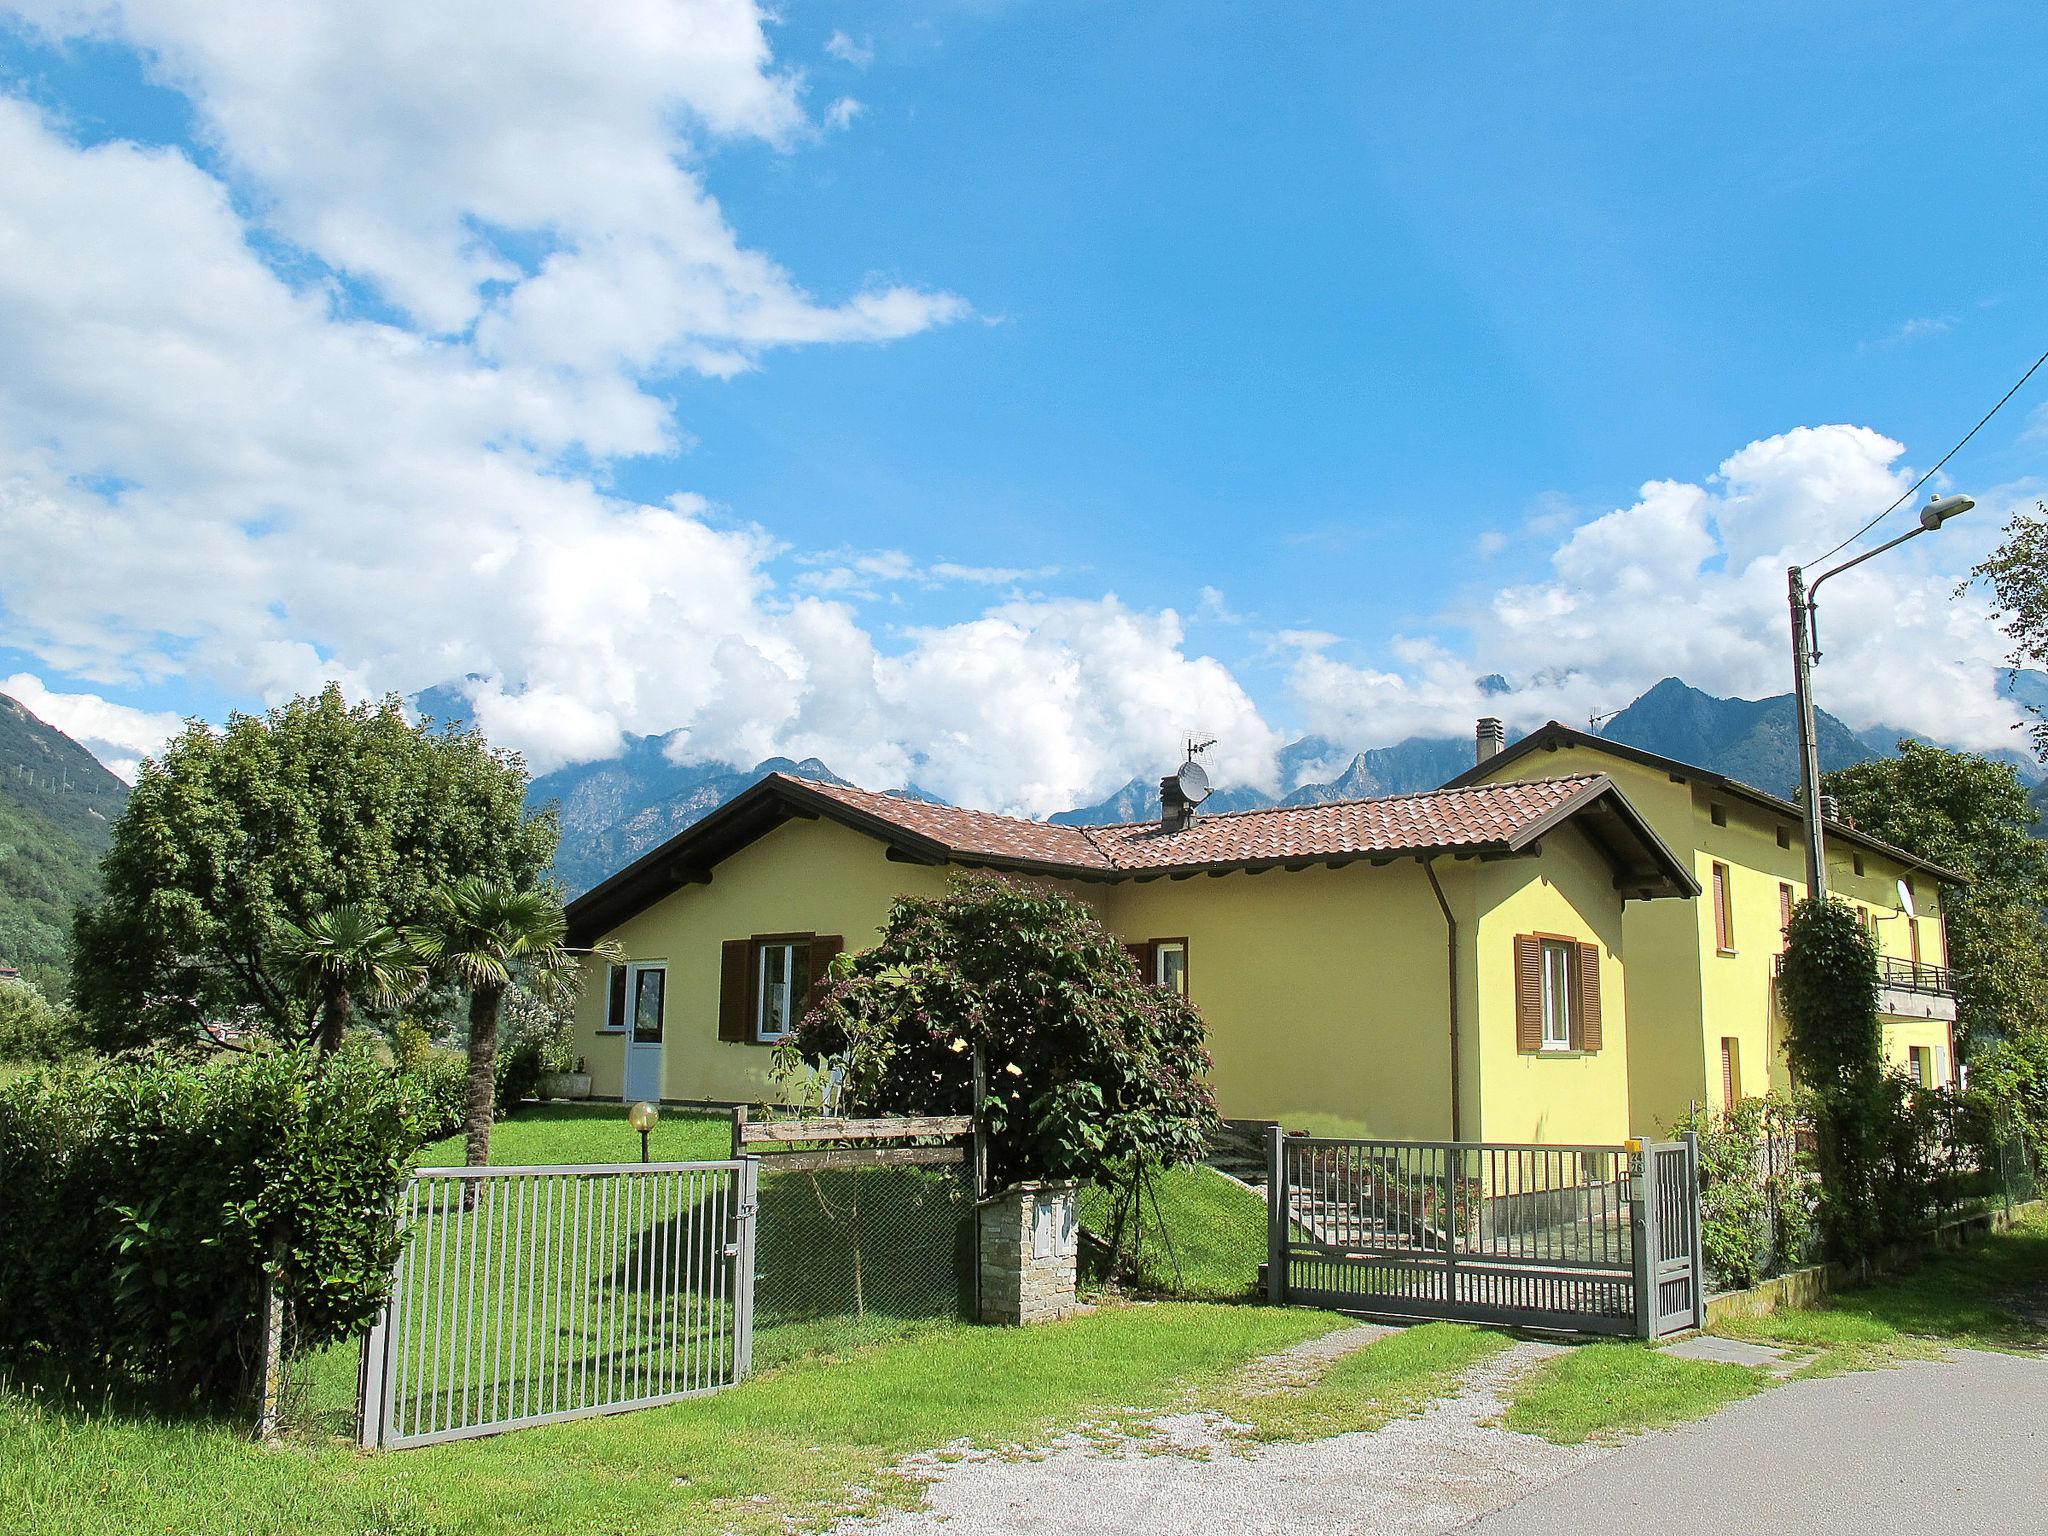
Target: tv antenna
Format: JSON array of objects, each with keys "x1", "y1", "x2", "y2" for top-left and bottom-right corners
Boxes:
[{"x1": 1175, "y1": 737, "x2": 1216, "y2": 804}]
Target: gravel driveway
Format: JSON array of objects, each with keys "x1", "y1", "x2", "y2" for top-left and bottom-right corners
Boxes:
[
  {"x1": 838, "y1": 1330, "x2": 1612, "y2": 1536},
  {"x1": 836, "y1": 1329, "x2": 2048, "y2": 1536}
]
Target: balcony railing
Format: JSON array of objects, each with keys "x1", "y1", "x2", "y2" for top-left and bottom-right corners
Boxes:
[
  {"x1": 1880, "y1": 956, "x2": 1956, "y2": 997},
  {"x1": 1769, "y1": 954, "x2": 1958, "y2": 998}
]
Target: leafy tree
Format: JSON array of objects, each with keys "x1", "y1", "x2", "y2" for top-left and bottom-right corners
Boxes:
[
  {"x1": 778, "y1": 874, "x2": 1217, "y2": 1190},
  {"x1": 1824, "y1": 741, "x2": 2048, "y2": 1051},
  {"x1": 1971, "y1": 499, "x2": 2048, "y2": 757},
  {"x1": 71, "y1": 686, "x2": 556, "y2": 1052},
  {"x1": 0, "y1": 976, "x2": 80, "y2": 1064},
  {"x1": 1779, "y1": 896, "x2": 1887, "y2": 1262},
  {"x1": 406, "y1": 878, "x2": 577, "y2": 1169},
  {"x1": 272, "y1": 905, "x2": 421, "y2": 1056}
]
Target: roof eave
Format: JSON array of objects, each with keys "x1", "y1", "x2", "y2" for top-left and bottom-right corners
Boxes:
[{"x1": 1454, "y1": 723, "x2": 1969, "y2": 886}]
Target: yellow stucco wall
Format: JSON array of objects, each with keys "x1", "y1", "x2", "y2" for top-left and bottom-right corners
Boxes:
[
  {"x1": 1471, "y1": 740, "x2": 1955, "y2": 1129},
  {"x1": 1094, "y1": 859, "x2": 1459, "y2": 1141},
  {"x1": 574, "y1": 809, "x2": 1641, "y2": 1146},
  {"x1": 1469, "y1": 828, "x2": 1635, "y2": 1146},
  {"x1": 572, "y1": 816, "x2": 952, "y2": 1104}
]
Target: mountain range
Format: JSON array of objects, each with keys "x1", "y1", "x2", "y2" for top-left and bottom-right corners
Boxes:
[
  {"x1": 6, "y1": 674, "x2": 2045, "y2": 958},
  {"x1": 517, "y1": 674, "x2": 2048, "y2": 896},
  {"x1": 0, "y1": 691, "x2": 131, "y2": 981}
]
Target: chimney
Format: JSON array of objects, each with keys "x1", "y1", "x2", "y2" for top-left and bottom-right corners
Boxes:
[
  {"x1": 1159, "y1": 775, "x2": 1195, "y2": 833},
  {"x1": 1476, "y1": 717, "x2": 1506, "y2": 764},
  {"x1": 1818, "y1": 793, "x2": 1841, "y2": 825}
]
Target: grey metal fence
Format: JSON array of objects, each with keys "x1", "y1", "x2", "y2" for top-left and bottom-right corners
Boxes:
[
  {"x1": 1267, "y1": 1132, "x2": 1703, "y2": 1339},
  {"x1": 360, "y1": 1160, "x2": 755, "y2": 1449}
]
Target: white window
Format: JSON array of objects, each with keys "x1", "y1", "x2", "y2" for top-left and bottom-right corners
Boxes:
[
  {"x1": 1540, "y1": 939, "x2": 1576, "y2": 1050},
  {"x1": 1154, "y1": 940, "x2": 1188, "y2": 998},
  {"x1": 756, "y1": 940, "x2": 810, "y2": 1042}
]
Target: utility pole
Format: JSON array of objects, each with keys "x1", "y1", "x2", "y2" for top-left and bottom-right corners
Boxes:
[{"x1": 1787, "y1": 564, "x2": 1828, "y2": 902}]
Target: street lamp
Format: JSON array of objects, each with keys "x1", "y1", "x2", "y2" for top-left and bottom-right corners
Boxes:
[
  {"x1": 1787, "y1": 493, "x2": 1972, "y2": 900},
  {"x1": 627, "y1": 1099, "x2": 660, "y2": 1163}
]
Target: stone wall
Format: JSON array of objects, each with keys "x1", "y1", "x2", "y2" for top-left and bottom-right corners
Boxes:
[{"x1": 977, "y1": 1181, "x2": 1080, "y2": 1325}]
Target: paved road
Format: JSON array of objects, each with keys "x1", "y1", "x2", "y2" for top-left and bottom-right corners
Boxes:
[{"x1": 1467, "y1": 1348, "x2": 2048, "y2": 1536}]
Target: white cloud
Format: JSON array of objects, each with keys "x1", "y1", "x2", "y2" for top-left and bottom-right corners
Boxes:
[
  {"x1": 0, "y1": 93, "x2": 1267, "y2": 812},
  {"x1": 823, "y1": 96, "x2": 864, "y2": 131},
  {"x1": 824, "y1": 29, "x2": 874, "y2": 68},
  {"x1": 1474, "y1": 530, "x2": 1508, "y2": 557},
  {"x1": 10, "y1": 0, "x2": 964, "y2": 377},
  {"x1": 1288, "y1": 424, "x2": 2032, "y2": 758},
  {"x1": 1862, "y1": 315, "x2": 1954, "y2": 351},
  {"x1": 1, "y1": 672, "x2": 186, "y2": 781}
]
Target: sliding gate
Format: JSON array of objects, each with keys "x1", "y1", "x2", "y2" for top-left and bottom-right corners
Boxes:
[
  {"x1": 1266, "y1": 1132, "x2": 1702, "y2": 1339},
  {"x1": 359, "y1": 1160, "x2": 756, "y2": 1448}
]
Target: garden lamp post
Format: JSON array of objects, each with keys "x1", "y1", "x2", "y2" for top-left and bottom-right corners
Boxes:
[
  {"x1": 1788, "y1": 493, "x2": 1971, "y2": 901},
  {"x1": 627, "y1": 1099, "x2": 659, "y2": 1163}
]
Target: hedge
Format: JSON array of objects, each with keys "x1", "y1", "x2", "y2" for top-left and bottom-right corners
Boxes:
[{"x1": 0, "y1": 1045, "x2": 420, "y2": 1410}]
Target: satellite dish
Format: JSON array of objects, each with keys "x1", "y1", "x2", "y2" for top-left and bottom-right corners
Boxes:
[
  {"x1": 1176, "y1": 758, "x2": 1211, "y2": 804},
  {"x1": 1896, "y1": 878, "x2": 1916, "y2": 919}
]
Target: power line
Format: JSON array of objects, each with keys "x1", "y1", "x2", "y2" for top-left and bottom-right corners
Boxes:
[{"x1": 1805, "y1": 345, "x2": 2048, "y2": 567}]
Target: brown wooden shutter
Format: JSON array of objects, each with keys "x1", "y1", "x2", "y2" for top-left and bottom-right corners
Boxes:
[
  {"x1": 1514, "y1": 934, "x2": 1542, "y2": 1052},
  {"x1": 1712, "y1": 863, "x2": 1731, "y2": 950},
  {"x1": 1779, "y1": 883, "x2": 1793, "y2": 938},
  {"x1": 1123, "y1": 941, "x2": 1155, "y2": 984},
  {"x1": 1576, "y1": 942, "x2": 1602, "y2": 1052},
  {"x1": 606, "y1": 963, "x2": 627, "y2": 1031},
  {"x1": 808, "y1": 935, "x2": 844, "y2": 996},
  {"x1": 718, "y1": 939, "x2": 751, "y2": 1042}
]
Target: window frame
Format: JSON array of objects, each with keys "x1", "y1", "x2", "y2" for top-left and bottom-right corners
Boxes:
[
  {"x1": 752, "y1": 936, "x2": 812, "y2": 1045},
  {"x1": 628, "y1": 962, "x2": 668, "y2": 1045},
  {"x1": 1711, "y1": 861, "x2": 1735, "y2": 955},
  {"x1": 1538, "y1": 937, "x2": 1577, "y2": 1052},
  {"x1": 1152, "y1": 938, "x2": 1190, "y2": 998},
  {"x1": 599, "y1": 962, "x2": 629, "y2": 1033}
]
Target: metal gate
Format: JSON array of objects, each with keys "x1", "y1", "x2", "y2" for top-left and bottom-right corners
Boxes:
[
  {"x1": 360, "y1": 1160, "x2": 756, "y2": 1448},
  {"x1": 1266, "y1": 1131, "x2": 1702, "y2": 1340}
]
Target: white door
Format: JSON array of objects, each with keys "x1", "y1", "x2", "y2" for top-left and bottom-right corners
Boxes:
[{"x1": 622, "y1": 962, "x2": 666, "y2": 1102}]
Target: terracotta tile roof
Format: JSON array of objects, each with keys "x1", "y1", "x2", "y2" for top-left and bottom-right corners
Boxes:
[
  {"x1": 794, "y1": 776, "x2": 1115, "y2": 869},
  {"x1": 777, "y1": 771, "x2": 1610, "y2": 873}
]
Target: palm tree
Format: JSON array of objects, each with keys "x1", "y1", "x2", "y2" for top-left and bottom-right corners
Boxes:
[
  {"x1": 407, "y1": 878, "x2": 576, "y2": 1168},
  {"x1": 273, "y1": 904, "x2": 419, "y2": 1056}
]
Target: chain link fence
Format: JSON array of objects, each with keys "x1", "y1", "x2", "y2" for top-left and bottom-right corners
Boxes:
[
  {"x1": 1076, "y1": 1164, "x2": 1270, "y2": 1301},
  {"x1": 751, "y1": 1158, "x2": 975, "y2": 1371}
]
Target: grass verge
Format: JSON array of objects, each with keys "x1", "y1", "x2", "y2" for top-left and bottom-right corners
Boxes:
[
  {"x1": 417, "y1": 1103, "x2": 733, "y2": 1168},
  {"x1": 1501, "y1": 1342, "x2": 1764, "y2": 1444},
  {"x1": 1205, "y1": 1321, "x2": 1511, "y2": 1442},
  {"x1": 1077, "y1": 1165, "x2": 1270, "y2": 1301},
  {"x1": 2, "y1": 1301, "x2": 1346, "y2": 1536},
  {"x1": 1717, "y1": 1204, "x2": 2048, "y2": 1374}
]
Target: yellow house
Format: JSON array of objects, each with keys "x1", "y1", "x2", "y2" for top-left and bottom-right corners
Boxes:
[
  {"x1": 563, "y1": 769, "x2": 1697, "y2": 1147},
  {"x1": 1447, "y1": 721, "x2": 1966, "y2": 1132}
]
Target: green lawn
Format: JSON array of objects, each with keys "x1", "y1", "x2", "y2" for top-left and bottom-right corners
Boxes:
[
  {"x1": 1717, "y1": 1203, "x2": 2048, "y2": 1372},
  {"x1": 3, "y1": 1302, "x2": 1346, "y2": 1536},
  {"x1": 1077, "y1": 1165, "x2": 1271, "y2": 1301},
  {"x1": 1503, "y1": 1202, "x2": 2048, "y2": 1443},
  {"x1": 1205, "y1": 1321, "x2": 1511, "y2": 1442},
  {"x1": 1501, "y1": 1343, "x2": 1765, "y2": 1444},
  {"x1": 418, "y1": 1102, "x2": 734, "y2": 1169}
]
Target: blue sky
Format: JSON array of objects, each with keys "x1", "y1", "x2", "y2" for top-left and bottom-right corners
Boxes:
[{"x1": 1, "y1": 2, "x2": 2044, "y2": 807}]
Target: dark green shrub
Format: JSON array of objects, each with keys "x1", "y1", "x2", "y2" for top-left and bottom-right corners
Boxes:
[
  {"x1": 0, "y1": 1044, "x2": 420, "y2": 1410},
  {"x1": 1676, "y1": 1093, "x2": 1815, "y2": 1291},
  {"x1": 1780, "y1": 897, "x2": 1887, "y2": 1262},
  {"x1": 780, "y1": 873, "x2": 1216, "y2": 1190},
  {"x1": 0, "y1": 978, "x2": 80, "y2": 1064},
  {"x1": 399, "y1": 1050, "x2": 468, "y2": 1142}
]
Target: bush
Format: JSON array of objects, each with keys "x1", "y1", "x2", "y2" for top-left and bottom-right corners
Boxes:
[
  {"x1": 0, "y1": 977, "x2": 80, "y2": 1064},
  {"x1": 0, "y1": 1044, "x2": 421, "y2": 1410},
  {"x1": 1678, "y1": 1094, "x2": 1814, "y2": 1290},
  {"x1": 400, "y1": 1049, "x2": 469, "y2": 1142},
  {"x1": 779, "y1": 873, "x2": 1216, "y2": 1190}
]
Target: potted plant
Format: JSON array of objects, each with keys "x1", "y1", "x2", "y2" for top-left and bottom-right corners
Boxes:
[{"x1": 538, "y1": 1053, "x2": 592, "y2": 1101}]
